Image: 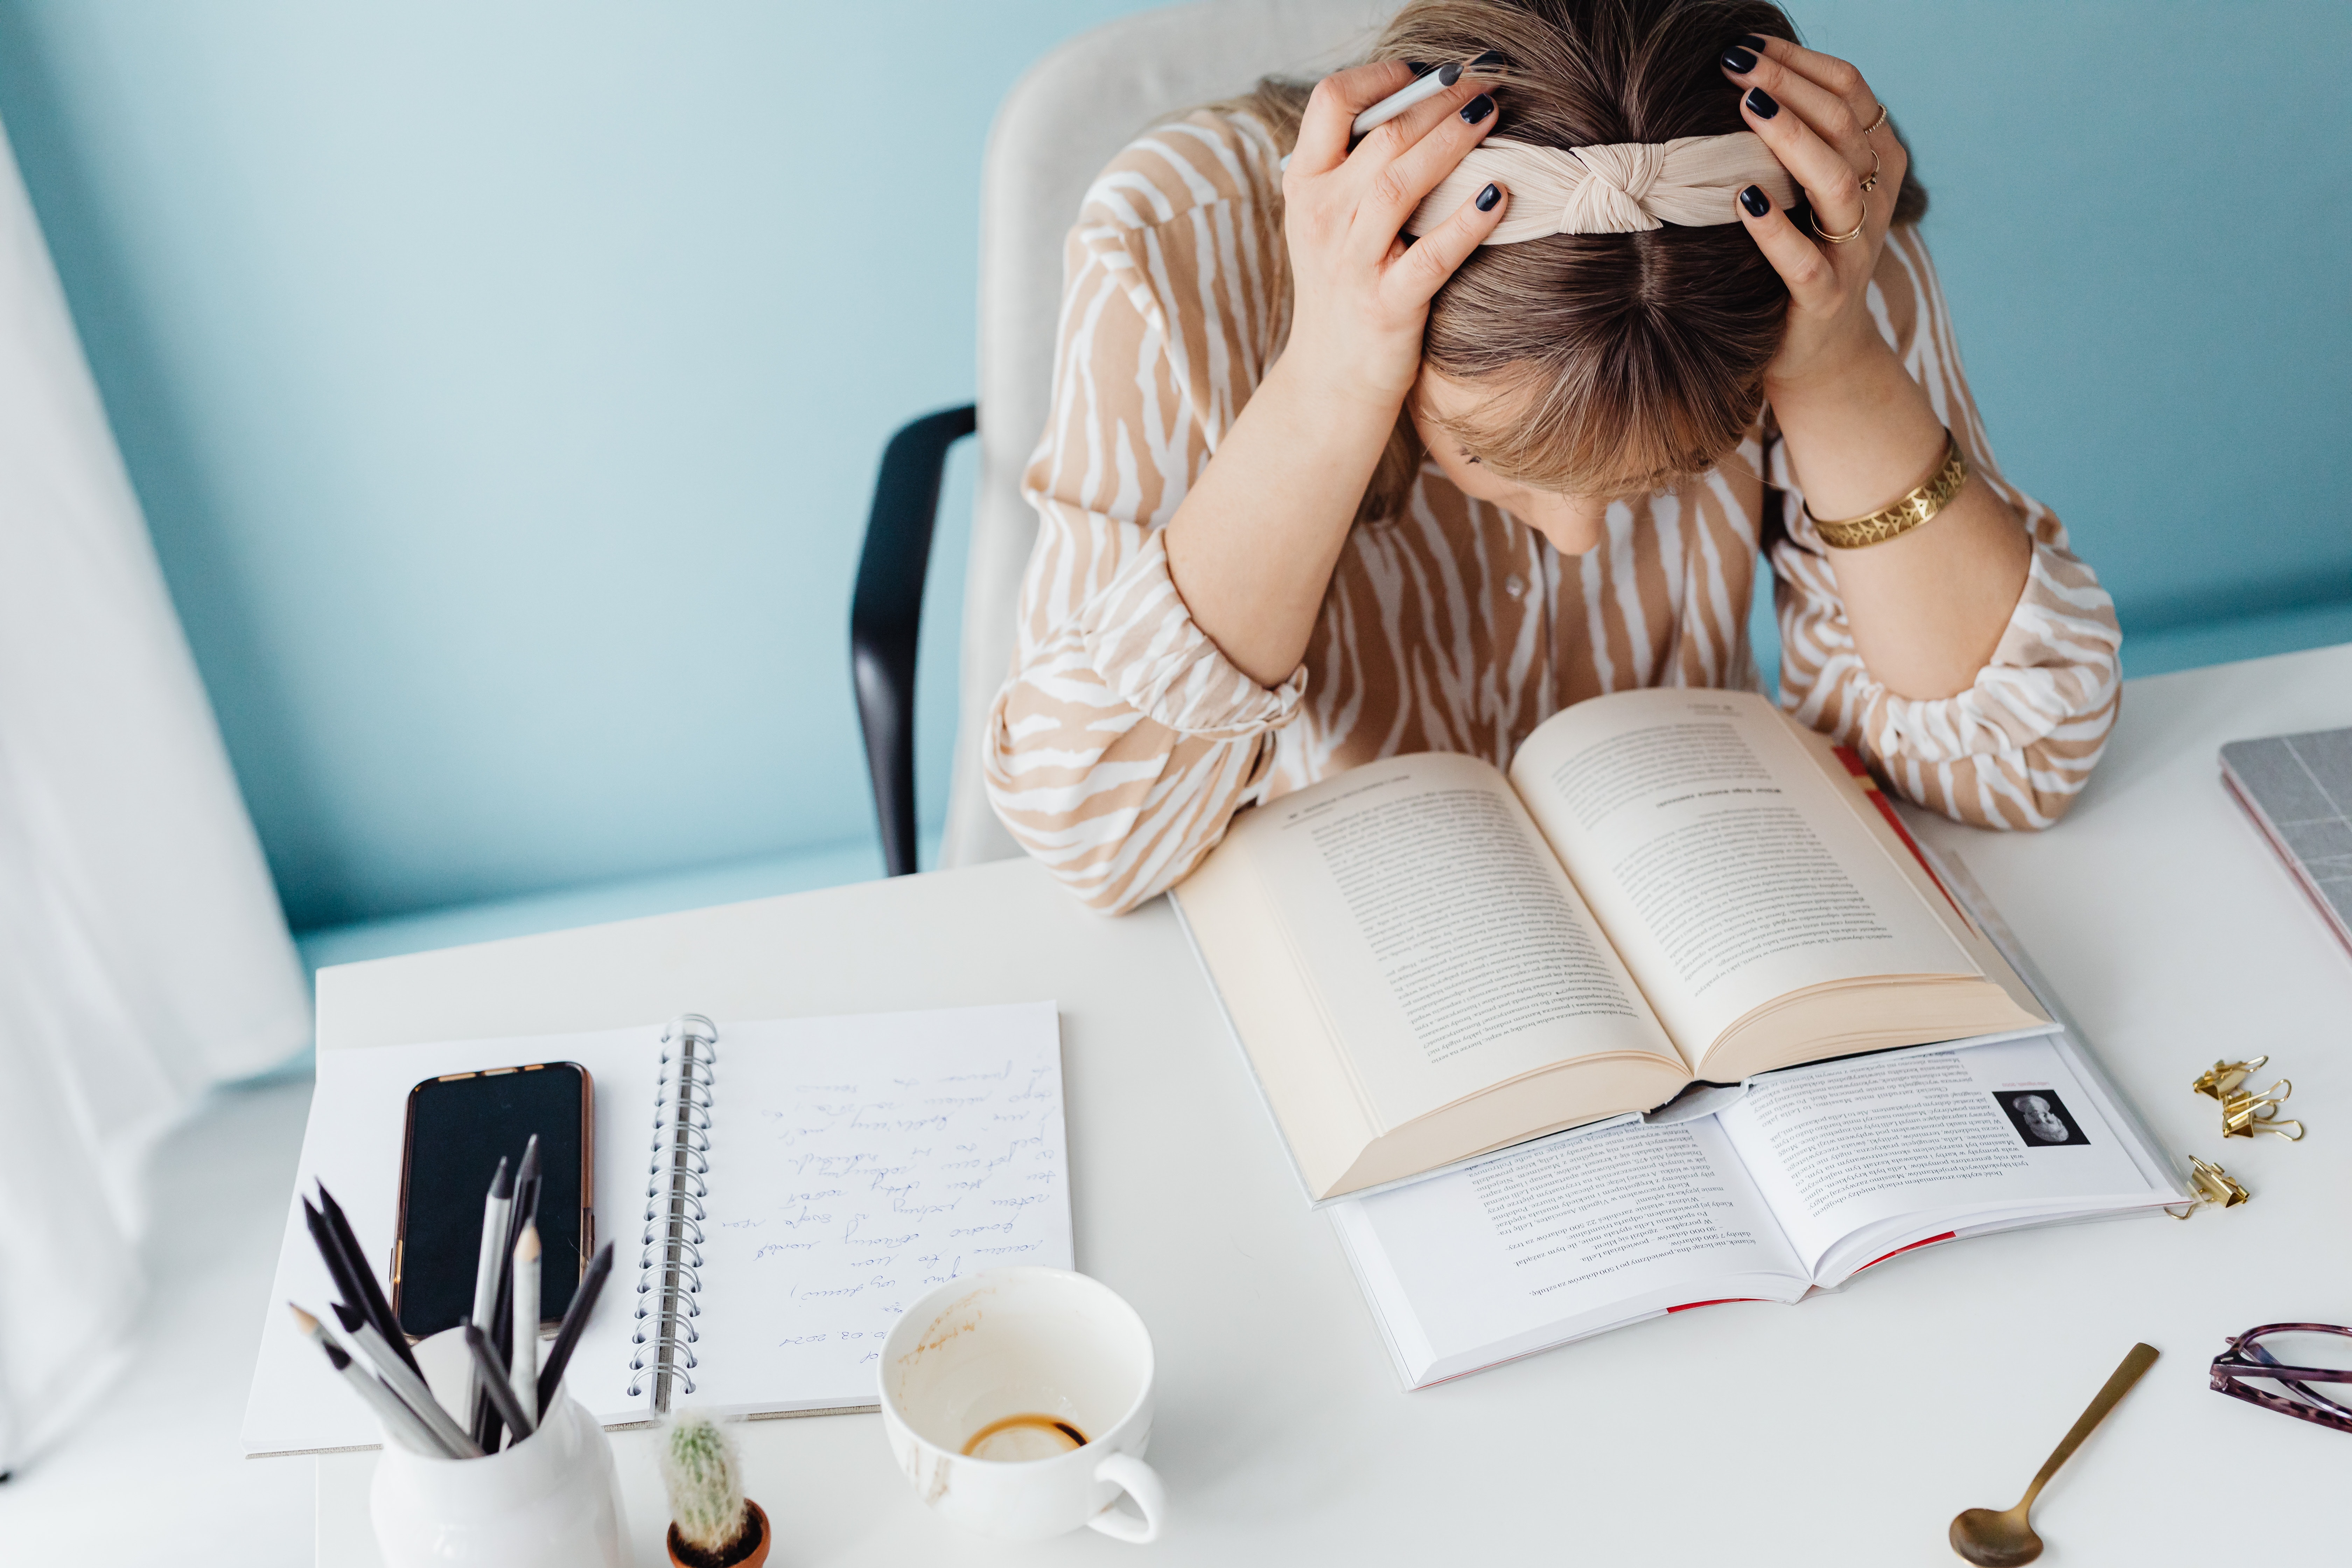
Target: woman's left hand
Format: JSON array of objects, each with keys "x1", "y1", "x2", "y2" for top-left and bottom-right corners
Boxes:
[{"x1": 1718, "y1": 37, "x2": 1906, "y2": 394}]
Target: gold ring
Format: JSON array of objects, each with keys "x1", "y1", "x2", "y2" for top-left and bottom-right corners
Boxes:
[
  {"x1": 1862, "y1": 102, "x2": 1888, "y2": 135},
  {"x1": 1810, "y1": 208, "x2": 1867, "y2": 244},
  {"x1": 1858, "y1": 144, "x2": 1881, "y2": 194}
]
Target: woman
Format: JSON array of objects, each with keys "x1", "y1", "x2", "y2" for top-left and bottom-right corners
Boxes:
[{"x1": 985, "y1": 0, "x2": 2118, "y2": 913}]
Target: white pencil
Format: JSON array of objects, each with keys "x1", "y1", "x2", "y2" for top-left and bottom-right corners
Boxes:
[
  {"x1": 507, "y1": 1223, "x2": 540, "y2": 1435},
  {"x1": 1351, "y1": 60, "x2": 1461, "y2": 137},
  {"x1": 290, "y1": 1304, "x2": 459, "y2": 1460},
  {"x1": 468, "y1": 1157, "x2": 514, "y2": 1434},
  {"x1": 344, "y1": 1318, "x2": 485, "y2": 1458}
]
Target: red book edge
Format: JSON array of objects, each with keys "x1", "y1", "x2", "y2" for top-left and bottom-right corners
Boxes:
[
  {"x1": 1853, "y1": 1231, "x2": 1956, "y2": 1273},
  {"x1": 1667, "y1": 1297, "x2": 1760, "y2": 1313},
  {"x1": 1833, "y1": 744, "x2": 1967, "y2": 924}
]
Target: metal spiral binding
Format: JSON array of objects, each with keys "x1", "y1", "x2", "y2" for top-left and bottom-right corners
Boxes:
[{"x1": 626, "y1": 1013, "x2": 717, "y2": 1410}]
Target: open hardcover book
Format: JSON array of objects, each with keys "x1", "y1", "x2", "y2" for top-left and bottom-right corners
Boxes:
[
  {"x1": 1170, "y1": 688, "x2": 2052, "y2": 1202},
  {"x1": 1331, "y1": 1026, "x2": 2186, "y2": 1388}
]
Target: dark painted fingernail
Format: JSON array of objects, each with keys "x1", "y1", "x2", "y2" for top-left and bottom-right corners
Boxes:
[
  {"x1": 1466, "y1": 49, "x2": 1505, "y2": 71},
  {"x1": 1461, "y1": 92, "x2": 1494, "y2": 125},
  {"x1": 1739, "y1": 33, "x2": 1769, "y2": 52},
  {"x1": 1406, "y1": 60, "x2": 1430, "y2": 75},
  {"x1": 1744, "y1": 86, "x2": 1779, "y2": 119},
  {"x1": 1739, "y1": 184, "x2": 1771, "y2": 218},
  {"x1": 1721, "y1": 46, "x2": 1757, "y2": 73},
  {"x1": 1476, "y1": 182, "x2": 1502, "y2": 212}
]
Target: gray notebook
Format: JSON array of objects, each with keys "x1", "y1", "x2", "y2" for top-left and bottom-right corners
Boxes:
[{"x1": 2219, "y1": 727, "x2": 2352, "y2": 958}]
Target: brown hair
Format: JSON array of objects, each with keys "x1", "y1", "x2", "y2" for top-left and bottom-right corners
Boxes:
[{"x1": 1223, "y1": 0, "x2": 1926, "y2": 520}]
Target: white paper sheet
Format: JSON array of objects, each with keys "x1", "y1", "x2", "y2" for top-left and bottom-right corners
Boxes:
[{"x1": 686, "y1": 1004, "x2": 1072, "y2": 1413}]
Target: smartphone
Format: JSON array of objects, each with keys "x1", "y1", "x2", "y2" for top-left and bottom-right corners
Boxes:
[{"x1": 392, "y1": 1062, "x2": 594, "y2": 1340}]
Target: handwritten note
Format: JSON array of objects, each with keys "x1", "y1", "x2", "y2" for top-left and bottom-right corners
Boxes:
[{"x1": 682, "y1": 1002, "x2": 1071, "y2": 1413}]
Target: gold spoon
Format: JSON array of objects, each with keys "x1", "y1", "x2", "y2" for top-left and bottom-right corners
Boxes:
[{"x1": 1949, "y1": 1342, "x2": 2159, "y2": 1566}]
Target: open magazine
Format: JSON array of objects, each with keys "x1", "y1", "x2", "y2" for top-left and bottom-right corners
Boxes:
[{"x1": 1327, "y1": 870, "x2": 2186, "y2": 1389}]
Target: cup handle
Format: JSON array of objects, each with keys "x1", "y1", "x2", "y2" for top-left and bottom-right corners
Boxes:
[{"x1": 1086, "y1": 1451, "x2": 1165, "y2": 1544}]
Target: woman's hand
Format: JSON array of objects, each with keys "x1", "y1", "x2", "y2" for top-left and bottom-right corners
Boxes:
[
  {"x1": 1718, "y1": 36, "x2": 2033, "y2": 704},
  {"x1": 1718, "y1": 38, "x2": 1907, "y2": 396},
  {"x1": 1161, "y1": 61, "x2": 1510, "y2": 687},
  {"x1": 1280, "y1": 61, "x2": 1511, "y2": 412}
]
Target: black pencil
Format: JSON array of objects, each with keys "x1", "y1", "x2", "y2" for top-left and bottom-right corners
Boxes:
[
  {"x1": 536, "y1": 1240, "x2": 613, "y2": 1417},
  {"x1": 462, "y1": 1324, "x2": 534, "y2": 1447},
  {"x1": 314, "y1": 1181, "x2": 424, "y2": 1379},
  {"x1": 492, "y1": 1136, "x2": 540, "y2": 1365},
  {"x1": 301, "y1": 1198, "x2": 407, "y2": 1380}
]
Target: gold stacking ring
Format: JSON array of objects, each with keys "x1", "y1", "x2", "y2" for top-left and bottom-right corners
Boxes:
[
  {"x1": 1858, "y1": 144, "x2": 1881, "y2": 194},
  {"x1": 1862, "y1": 102, "x2": 1888, "y2": 135},
  {"x1": 1810, "y1": 208, "x2": 1867, "y2": 244}
]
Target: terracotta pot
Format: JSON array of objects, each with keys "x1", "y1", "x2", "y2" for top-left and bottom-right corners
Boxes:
[{"x1": 666, "y1": 1499, "x2": 770, "y2": 1568}]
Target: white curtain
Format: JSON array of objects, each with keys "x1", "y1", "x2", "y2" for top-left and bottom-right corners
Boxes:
[{"x1": 0, "y1": 114, "x2": 310, "y2": 1471}]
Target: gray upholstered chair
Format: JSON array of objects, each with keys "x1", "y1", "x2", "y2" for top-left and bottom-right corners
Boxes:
[{"x1": 852, "y1": 0, "x2": 1392, "y2": 877}]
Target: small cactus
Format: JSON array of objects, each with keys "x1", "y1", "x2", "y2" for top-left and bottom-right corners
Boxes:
[{"x1": 659, "y1": 1409, "x2": 748, "y2": 1556}]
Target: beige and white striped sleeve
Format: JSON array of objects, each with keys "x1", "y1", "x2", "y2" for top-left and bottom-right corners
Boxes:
[
  {"x1": 1770, "y1": 226, "x2": 2122, "y2": 831},
  {"x1": 981, "y1": 114, "x2": 1301, "y2": 913}
]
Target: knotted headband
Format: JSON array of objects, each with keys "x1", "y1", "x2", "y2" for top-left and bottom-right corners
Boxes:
[{"x1": 1406, "y1": 132, "x2": 1796, "y2": 242}]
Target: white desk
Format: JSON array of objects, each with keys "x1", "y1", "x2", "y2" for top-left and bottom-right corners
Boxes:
[{"x1": 317, "y1": 644, "x2": 2352, "y2": 1566}]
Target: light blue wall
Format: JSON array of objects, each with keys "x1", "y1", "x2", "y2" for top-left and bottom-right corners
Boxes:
[{"x1": 1, "y1": 2, "x2": 2345, "y2": 931}]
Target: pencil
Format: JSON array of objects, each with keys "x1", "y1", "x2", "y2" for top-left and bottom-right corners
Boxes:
[
  {"x1": 493, "y1": 1136, "x2": 540, "y2": 1370},
  {"x1": 536, "y1": 1240, "x2": 614, "y2": 1417},
  {"x1": 290, "y1": 1304, "x2": 460, "y2": 1460},
  {"x1": 333, "y1": 1309, "x2": 485, "y2": 1459},
  {"x1": 508, "y1": 1224, "x2": 540, "y2": 1435},
  {"x1": 313, "y1": 1181, "x2": 424, "y2": 1379},
  {"x1": 463, "y1": 1324, "x2": 536, "y2": 1446},
  {"x1": 468, "y1": 1157, "x2": 514, "y2": 1449}
]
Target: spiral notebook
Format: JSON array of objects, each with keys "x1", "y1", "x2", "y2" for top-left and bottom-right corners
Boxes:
[{"x1": 243, "y1": 1002, "x2": 1071, "y2": 1456}]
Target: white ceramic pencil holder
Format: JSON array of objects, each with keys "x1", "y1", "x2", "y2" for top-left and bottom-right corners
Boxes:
[{"x1": 368, "y1": 1326, "x2": 629, "y2": 1568}]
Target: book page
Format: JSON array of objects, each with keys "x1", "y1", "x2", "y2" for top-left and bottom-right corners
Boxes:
[
  {"x1": 1508, "y1": 690, "x2": 1975, "y2": 1058},
  {"x1": 1330, "y1": 1117, "x2": 1808, "y2": 1386},
  {"x1": 1716, "y1": 1036, "x2": 2168, "y2": 1284},
  {"x1": 1221, "y1": 752, "x2": 1681, "y2": 1132},
  {"x1": 686, "y1": 1003, "x2": 1072, "y2": 1415}
]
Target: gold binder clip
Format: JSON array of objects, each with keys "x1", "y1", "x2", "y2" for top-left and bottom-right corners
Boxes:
[
  {"x1": 2221, "y1": 1080, "x2": 2303, "y2": 1140},
  {"x1": 2193, "y1": 1055, "x2": 2268, "y2": 1101},
  {"x1": 2170, "y1": 1156, "x2": 2252, "y2": 1217}
]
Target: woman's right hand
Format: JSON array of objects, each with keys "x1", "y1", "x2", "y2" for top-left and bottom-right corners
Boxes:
[{"x1": 1279, "y1": 61, "x2": 1511, "y2": 414}]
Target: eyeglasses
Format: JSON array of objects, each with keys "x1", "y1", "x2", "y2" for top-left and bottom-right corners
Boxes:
[{"x1": 2210, "y1": 1324, "x2": 2352, "y2": 1434}]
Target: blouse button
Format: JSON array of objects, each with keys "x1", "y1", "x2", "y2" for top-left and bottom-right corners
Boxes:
[{"x1": 1505, "y1": 573, "x2": 1527, "y2": 598}]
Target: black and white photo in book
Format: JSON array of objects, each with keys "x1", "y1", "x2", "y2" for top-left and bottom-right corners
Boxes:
[{"x1": 1996, "y1": 1090, "x2": 2086, "y2": 1147}]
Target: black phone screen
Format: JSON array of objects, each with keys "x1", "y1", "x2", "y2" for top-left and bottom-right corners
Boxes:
[{"x1": 394, "y1": 1063, "x2": 592, "y2": 1340}]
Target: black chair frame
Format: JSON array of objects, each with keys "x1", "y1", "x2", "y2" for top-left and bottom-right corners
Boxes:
[{"x1": 849, "y1": 404, "x2": 977, "y2": 877}]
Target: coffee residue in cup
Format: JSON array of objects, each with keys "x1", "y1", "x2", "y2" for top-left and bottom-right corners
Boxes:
[{"x1": 961, "y1": 1414, "x2": 1088, "y2": 1460}]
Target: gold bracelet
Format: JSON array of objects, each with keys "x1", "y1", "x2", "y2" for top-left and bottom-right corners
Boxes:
[{"x1": 1805, "y1": 431, "x2": 1969, "y2": 550}]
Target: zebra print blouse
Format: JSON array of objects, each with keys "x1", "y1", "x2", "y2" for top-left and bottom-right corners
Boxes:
[{"x1": 982, "y1": 110, "x2": 2121, "y2": 914}]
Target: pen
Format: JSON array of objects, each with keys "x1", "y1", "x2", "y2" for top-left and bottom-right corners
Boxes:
[
  {"x1": 331, "y1": 1305, "x2": 485, "y2": 1458},
  {"x1": 468, "y1": 1157, "x2": 514, "y2": 1448},
  {"x1": 1352, "y1": 59, "x2": 1461, "y2": 137},
  {"x1": 536, "y1": 1240, "x2": 614, "y2": 1417},
  {"x1": 463, "y1": 1324, "x2": 536, "y2": 1445},
  {"x1": 1280, "y1": 51, "x2": 1503, "y2": 174},
  {"x1": 290, "y1": 1304, "x2": 460, "y2": 1460},
  {"x1": 312, "y1": 1182, "x2": 424, "y2": 1379},
  {"x1": 508, "y1": 1224, "x2": 540, "y2": 1435}
]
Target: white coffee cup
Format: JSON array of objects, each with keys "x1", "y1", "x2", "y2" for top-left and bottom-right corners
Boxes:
[{"x1": 878, "y1": 1266, "x2": 1165, "y2": 1544}]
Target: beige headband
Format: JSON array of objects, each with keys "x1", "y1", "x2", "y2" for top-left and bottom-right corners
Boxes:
[{"x1": 1406, "y1": 132, "x2": 1797, "y2": 241}]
